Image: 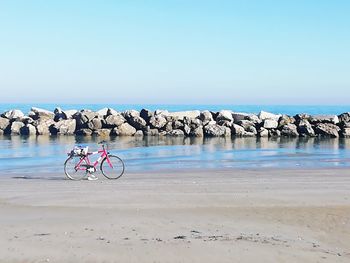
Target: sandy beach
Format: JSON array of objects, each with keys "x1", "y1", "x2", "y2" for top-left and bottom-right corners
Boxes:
[{"x1": 0, "y1": 168, "x2": 350, "y2": 263}]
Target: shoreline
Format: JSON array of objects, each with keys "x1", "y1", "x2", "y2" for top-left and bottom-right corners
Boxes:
[{"x1": 1, "y1": 168, "x2": 350, "y2": 262}]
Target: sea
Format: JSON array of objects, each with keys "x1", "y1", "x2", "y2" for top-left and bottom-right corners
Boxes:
[{"x1": 0, "y1": 104, "x2": 350, "y2": 176}]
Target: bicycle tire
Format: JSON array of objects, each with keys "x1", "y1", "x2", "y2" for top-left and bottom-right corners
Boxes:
[
  {"x1": 64, "y1": 155, "x2": 88, "y2": 180},
  {"x1": 100, "y1": 154, "x2": 125, "y2": 180}
]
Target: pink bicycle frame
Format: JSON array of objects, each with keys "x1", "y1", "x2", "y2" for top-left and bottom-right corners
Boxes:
[{"x1": 74, "y1": 146, "x2": 113, "y2": 171}]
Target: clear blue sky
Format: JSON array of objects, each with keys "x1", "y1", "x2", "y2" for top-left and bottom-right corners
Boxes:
[{"x1": 0, "y1": 0, "x2": 349, "y2": 104}]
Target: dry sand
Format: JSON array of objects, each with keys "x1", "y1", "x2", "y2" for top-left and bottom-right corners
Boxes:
[{"x1": 0, "y1": 168, "x2": 350, "y2": 263}]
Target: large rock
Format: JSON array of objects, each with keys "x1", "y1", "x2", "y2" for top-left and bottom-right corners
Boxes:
[
  {"x1": 144, "y1": 126, "x2": 159, "y2": 136},
  {"x1": 247, "y1": 115, "x2": 261, "y2": 125},
  {"x1": 140, "y1": 109, "x2": 154, "y2": 123},
  {"x1": 30, "y1": 107, "x2": 54, "y2": 120},
  {"x1": 199, "y1": 110, "x2": 213, "y2": 125},
  {"x1": 74, "y1": 111, "x2": 98, "y2": 128},
  {"x1": 149, "y1": 116, "x2": 167, "y2": 129},
  {"x1": 63, "y1": 110, "x2": 78, "y2": 119},
  {"x1": 310, "y1": 115, "x2": 339, "y2": 125},
  {"x1": 165, "y1": 115, "x2": 179, "y2": 122},
  {"x1": 97, "y1": 108, "x2": 109, "y2": 117},
  {"x1": 107, "y1": 108, "x2": 119, "y2": 116},
  {"x1": 168, "y1": 129, "x2": 185, "y2": 136},
  {"x1": 246, "y1": 125, "x2": 257, "y2": 135},
  {"x1": 54, "y1": 107, "x2": 65, "y2": 121},
  {"x1": 232, "y1": 112, "x2": 251, "y2": 123},
  {"x1": 231, "y1": 124, "x2": 245, "y2": 136},
  {"x1": 231, "y1": 112, "x2": 246, "y2": 122},
  {"x1": 263, "y1": 119, "x2": 278, "y2": 129},
  {"x1": 297, "y1": 120, "x2": 315, "y2": 137},
  {"x1": 216, "y1": 110, "x2": 233, "y2": 125},
  {"x1": 258, "y1": 111, "x2": 281, "y2": 121},
  {"x1": 281, "y1": 124, "x2": 299, "y2": 137},
  {"x1": 278, "y1": 115, "x2": 295, "y2": 127},
  {"x1": 10, "y1": 121, "x2": 24, "y2": 135},
  {"x1": 165, "y1": 122, "x2": 173, "y2": 132},
  {"x1": 258, "y1": 127, "x2": 269, "y2": 137},
  {"x1": 190, "y1": 126, "x2": 204, "y2": 137},
  {"x1": 105, "y1": 114, "x2": 126, "y2": 128},
  {"x1": 0, "y1": 117, "x2": 10, "y2": 131},
  {"x1": 294, "y1": 113, "x2": 310, "y2": 122},
  {"x1": 126, "y1": 114, "x2": 147, "y2": 130},
  {"x1": 342, "y1": 122, "x2": 350, "y2": 128},
  {"x1": 314, "y1": 123, "x2": 340, "y2": 137},
  {"x1": 341, "y1": 128, "x2": 350, "y2": 138},
  {"x1": 204, "y1": 124, "x2": 231, "y2": 137},
  {"x1": 237, "y1": 120, "x2": 255, "y2": 130},
  {"x1": 20, "y1": 116, "x2": 34, "y2": 125},
  {"x1": 173, "y1": 120, "x2": 184, "y2": 130},
  {"x1": 54, "y1": 108, "x2": 78, "y2": 121},
  {"x1": 184, "y1": 117, "x2": 202, "y2": 129},
  {"x1": 1, "y1": 109, "x2": 24, "y2": 120},
  {"x1": 65, "y1": 110, "x2": 79, "y2": 119},
  {"x1": 183, "y1": 124, "x2": 191, "y2": 136},
  {"x1": 338, "y1": 112, "x2": 350, "y2": 123},
  {"x1": 20, "y1": 124, "x2": 37, "y2": 135},
  {"x1": 87, "y1": 117, "x2": 103, "y2": 130},
  {"x1": 35, "y1": 119, "x2": 55, "y2": 135},
  {"x1": 112, "y1": 123, "x2": 136, "y2": 136},
  {"x1": 123, "y1": 110, "x2": 140, "y2": 119},
  {"x1": 154, "y1": 109, "x2": 169, "y2": 116},
  {"x1": 166, "y1": 111, "x2": 200, "y2": 121},
  {"x1": 50, "y1": 119, "x2": 76, "y2": 135},
  {"x1": 123, "y1": 110, "x2": 147, "y2": 130}
]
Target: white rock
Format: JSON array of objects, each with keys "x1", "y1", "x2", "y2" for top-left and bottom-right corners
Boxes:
[
  {"x1": 10, "y1": 121, "x2": 24, "y2": 135},
  {"x1": 310, "y1": 115, "x2": 339, "y2": 124},
  {"x1": 0, "y1": 117, "x2": 10, "y2": 130},
  {"x1": 113, "y1": 123, "x2": 136, "y2": 136},
  {"x1": 232, "y1": 112, "x2": 251, "y2": 122},
  {"x1": 107, "y1": 108, "x2": 119, "y2": 116},
  {"x1": 30, "y1": 107, "x2": 54, "y2": 119},
  {"x1": 97, "y1": 108, "x2": 109, "y2": 116},
  {"x1": 166, "y1": 110, "x2": 200, "y2": 120},
  {"x1": 231, "y1": 124, "x2": 245, "y2": 136},
  {"x1": 154, "y1": 110, "x2": 169, "y2": 116},
  {"x1": 63, "y1": 110, "x2": 78, "y2": 119},
  {"x1": 263, "y1": 119, "x2": 278, "y2": 129},
  {"x1": 258, "y1": 127, "x2": 269, "y2": 137},
  {"x1": 2, "y1": 109, "x2": 24, "y2": 120},
  {"x1": 258, "y1": 111, "x2": 281, "y2": 121},
  {"x1": 217, "y1": 110, "x2": 233, "y2": 122}
]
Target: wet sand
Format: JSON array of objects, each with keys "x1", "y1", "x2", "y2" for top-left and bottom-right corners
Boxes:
[{"x1": 0, "y1": 168, "x2": 350, "y2": 263}]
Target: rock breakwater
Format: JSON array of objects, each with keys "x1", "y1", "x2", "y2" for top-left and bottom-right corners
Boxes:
[{"x1": 0, "y1": 107, "x2": 350, "y2": 138}]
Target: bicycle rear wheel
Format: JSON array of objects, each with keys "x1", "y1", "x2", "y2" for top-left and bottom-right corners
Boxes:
[
  {"x1": 64, "y1": 155, "x2": 88, "y2": 180},
  {"x1": 100, "y1": 154, "x2": 125, "y2": 179}
]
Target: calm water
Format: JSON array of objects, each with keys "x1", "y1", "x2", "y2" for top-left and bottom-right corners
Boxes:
[
  {"x1": 0, "y1": 103, "x2": 350, "y2": 116},
  {"x1": 1, "y1": 104, "x2": 350, "y2": 176},
  {"x1": 0, "y1": 135, "x2": 350, "y2": 175}
]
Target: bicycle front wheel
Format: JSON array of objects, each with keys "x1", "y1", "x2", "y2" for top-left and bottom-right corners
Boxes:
[
  {"x1": 100, "y1": 155, "x2": 125, "y2": 179},
  {"x1": 64, "y1": 155, "x2": 87, "y2": 180}
]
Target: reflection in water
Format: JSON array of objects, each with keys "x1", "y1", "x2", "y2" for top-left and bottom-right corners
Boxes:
[{"x1": 0, "y1": 135, "x2": 350, "y2": 174}]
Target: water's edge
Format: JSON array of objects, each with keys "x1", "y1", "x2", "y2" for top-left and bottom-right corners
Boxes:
[{"x1": 1, "y1": 135, "x2": 349, "y2": 175}]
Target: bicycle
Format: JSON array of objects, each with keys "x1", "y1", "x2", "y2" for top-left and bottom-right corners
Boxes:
[{"x1": 64, "y1": 141, "x2": 125, "y2": 180}]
